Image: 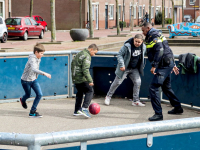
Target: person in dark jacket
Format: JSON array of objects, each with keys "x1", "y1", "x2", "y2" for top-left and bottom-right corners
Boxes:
[
  {"x1": 105, "y1": 34, "x2": 146, "y2": 106},
  {"x1": 141, "y1": 22, "x2": 183, "y2": 121}
]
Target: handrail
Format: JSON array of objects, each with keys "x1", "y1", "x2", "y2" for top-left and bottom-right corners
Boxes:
[
  {"x1": 0, "y1": 117, "x2": 200, "y2": 149},
  {"x1": 0, "y1": 51, "x2": 200, "y2": 62}
]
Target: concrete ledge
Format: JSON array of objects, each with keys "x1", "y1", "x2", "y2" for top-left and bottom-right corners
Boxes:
[
  {"x1": 107, "y1": 34, "x2": 132, "y2": 37},
  {"x1": 86, "y1": 37, "x2": 106, "y2": 40},
  {"x1": 39, "y1": 41, "x2": 63, "y2": 44},
  {"x1": 0, "y1": 48, "x2": 16, "y2": 52}
]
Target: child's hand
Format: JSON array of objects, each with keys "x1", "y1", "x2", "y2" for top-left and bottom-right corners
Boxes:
[
  {"x1": 89, "y1": 82, "x2": 94, "y2": 86},
  {"x1": 120, "y1": 67, "x2": 125, "y2": 71},
  {"x1": 44, "y1": 73, "x2": 51, "y2": 79}
]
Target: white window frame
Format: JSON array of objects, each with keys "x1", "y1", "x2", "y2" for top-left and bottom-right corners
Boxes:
[
  {"x1": 119, "y1": 5, "x2": 121, "y2": 19},
  {"x1": 139, "y1": 5, "x2": 142, "y2": 18},
  {"x1": 0, "y1": 0, "x2": 5, "y2": 19},
  {"x1": 165, "y1": 7, "x2": 168, "y2": 18},
  {"x1": 151, "y1": 6, "x2": 154, "y2": 19},
  {"x1": 134, "y1": 6, "x2": 136, "y2": 19},
  {"x1": 109, "y1": 4, "x2": 114, "y2": 20},
  {"x1": 92, "y1": 5, "x2": 95, "y2": 20},
  {"x1": 190, "y1": 0, "x2": 195, "y2": 5},
  {"x1": 169, "y1": 7, "x2": 172, "y2": 18}
]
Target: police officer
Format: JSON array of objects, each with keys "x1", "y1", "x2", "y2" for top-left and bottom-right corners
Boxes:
[{"x1": 141, "y1": 22, "x2": 183, "y2": 121}]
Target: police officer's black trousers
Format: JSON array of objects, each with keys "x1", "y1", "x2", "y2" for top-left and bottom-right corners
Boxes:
[
  {"x1": 149, "y1": 62, "x2": 181, "y2": 115},
  {"x1": 75, "y1": 82, "x2": 94, "y2": 112}
]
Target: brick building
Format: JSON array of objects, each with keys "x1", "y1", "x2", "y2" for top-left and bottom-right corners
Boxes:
[
  {"x1": 10, "y1": 0, "x2": 180, "y2": 30},
  {"x1": 184, "y1": 0, "x2": 200, "y2": 21},
  {"x1": 0, "y1": 0, "x2": 10, "y2": 19}
]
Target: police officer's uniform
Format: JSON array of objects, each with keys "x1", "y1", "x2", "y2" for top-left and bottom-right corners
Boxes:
[{"x1": 145, "y1": 28, "x2": 183, "y2": 120}]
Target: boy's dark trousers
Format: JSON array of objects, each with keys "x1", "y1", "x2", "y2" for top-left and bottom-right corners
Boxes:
[{"x1": 75, "y1": 82, "x2": 94, "y2": 112}]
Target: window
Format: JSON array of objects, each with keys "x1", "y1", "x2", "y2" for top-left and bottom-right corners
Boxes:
[
  {"x1": 92, "y1": 5, "x2": 95, "y2": 20},
  {"x1": 139, "y1": 6, "x2": 142, "y2": 18},
  {"x1": 165, "y1": 7, "x2": 168, "y2": 18},
  {"x1": 119, "y1": 5, "x2": 121, "y2": 19},
  {"x1": 5, "y1": 18, "x2": 21, "y2": 25},
  {"x1": 35, "y1": 17, "x2": 39, "y2": 21},
  {"x1": 151, "y1": 6, "x2": 154, "y2": 18},
  {"x1": 109, "y1": 5, "x2": 114, "y2": 19},
  {"x1": 39, "y1": 17, "x2": 43, "y2": 21},
  {"x1": 169, "y1": 8, "x2": 172, "y2": 18},
  {"x1": 0, "y1": 17, "x2": 3, "y2": 24},
  {"x1": 30, "y1": 18, "x2": 37, "y2": 25},
  {"x1": 143, "y1": 6, "x2": 145, "y2": 17},
  {"x1": 190, "y1": 0, "x2": 195, "y2": 5},
  {"x1": 0, "y1": 2, "x2": 3, "y2": 18},
  {"x1": 134, "y1": 6, "x2": 136, "y2": 19},
  {"x1": 25, "y1": 18, "x2": 32, "y2": 25}
]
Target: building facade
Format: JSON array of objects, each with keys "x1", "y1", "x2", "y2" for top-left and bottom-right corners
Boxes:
[
  {"x1": 10, "y1": 0, "x2": 179, "y2": 30},
  {"x1": 184, "y1": 0, "x2": 200, "y2": 21},
  {"x1": 0, "y1": 0, "x2": 10, "y2": 19}
]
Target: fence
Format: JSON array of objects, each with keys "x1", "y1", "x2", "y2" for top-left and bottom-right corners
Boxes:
[{"x1": 0, "y1": 51, "x2": 200, "y2": 149}]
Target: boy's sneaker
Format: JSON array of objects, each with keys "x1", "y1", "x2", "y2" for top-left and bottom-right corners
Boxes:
[
  {"x1": 29, "y1": 111, "x2": 43, "y2": 118},
  {"x1": 73, "y1": 111, "x2": 82, "y2": 116},
  {"x1": 20, "y1": 98, "x2": 27, "y2": 109},
  {"x1": 77, "y1": 108, "x2": 91, "y2": 118},
  {"x1": 132, "y1": 101, "x2": 145, "y2": 107},
  {"x1": 105, "y1": 96, "x2": 111, "y2": 106}
]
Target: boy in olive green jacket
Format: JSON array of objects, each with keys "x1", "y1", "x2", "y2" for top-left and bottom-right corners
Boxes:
[{"x1": 71, "y1": 44, "x2": 98, "y2": 118}]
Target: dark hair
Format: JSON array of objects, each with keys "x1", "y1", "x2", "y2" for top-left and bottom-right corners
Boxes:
[
  {"x1": 88, "y1": 44, "x2": 99, "y2": 51},
  {"x1": 34, "y1": 43, "x2": 45, "y2": 54},
  {"x1": 134, "y1": 34, "x2": 143, "y2": 40},
  {"x1": 142, "y1": 22, "x2": 152, "y2": 28}
]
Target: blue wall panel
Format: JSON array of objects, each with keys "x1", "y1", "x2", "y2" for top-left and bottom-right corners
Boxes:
[
  {"x1": 73, "y1": 57, "x2": 152, "y2": 98},
  {"x1": 49, "y1": 131, "x2": 200, "y2": 150},
  {"x1": 163, "y1": 62, "x2": 200, "y2": 106},
  {"x1": 0, "y1": 56, "x2": 68, "y2": 99}
]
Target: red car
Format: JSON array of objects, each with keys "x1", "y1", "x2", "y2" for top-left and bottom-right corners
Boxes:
[
  {"x1": 31, "y1": 15, "x2": 47, "y2": 31},
  {"x1": 5, "y1": 17, "x2": 45, "y2": 41}
]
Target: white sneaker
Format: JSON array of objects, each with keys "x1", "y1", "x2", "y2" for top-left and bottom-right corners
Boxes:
[
  {"x1": 105, "y1": 96, "x2": 111, "y2": 106},
  {"x1": 132, "y1": 101, "x2": 145, "y2": 107}
]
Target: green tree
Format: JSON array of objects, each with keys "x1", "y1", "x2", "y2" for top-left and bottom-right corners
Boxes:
[
  {"x1": 79, "y1": 0, "x2": 82, "y2": 28},
  {"x1": 50, "y1": 0, "x2": 56, "y2": 42},
  {"x1": 162, "y1": 0, "x2": 165, "y2": 28},
  {"x1": 88, "y1": 0, "x2": 93, "y2": 38},
  {"x1": 149, "y1": 0, "x2": 152, "y2": 24},
  {"x1": 30, "y1": 0, "x2": 33, "y2": 17},
  {"x1": 116, "y1": 0, "x2": 120, "y2": 35},
  {"x1": 171, "y1": 0, "x2": 174, "y2": 24}
]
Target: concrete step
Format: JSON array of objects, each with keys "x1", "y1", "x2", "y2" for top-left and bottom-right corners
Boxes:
[
  {"x1": 167, "y1": 39, "x2": 200, "y2": 43},
  {"x1": 168, "y1": 43, "x2": 200, "y2": 46}
]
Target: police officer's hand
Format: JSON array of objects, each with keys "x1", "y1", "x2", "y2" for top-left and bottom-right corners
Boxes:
[
  {"x1": 89, "y1": 82, "x2": 94, "y2": 86},
  {"x1": 150, "y1": 67, "x2": 156, "y2": 75},
  {"x1": 172, "y1": 66, "x2": 179, "y2": 75},
  {"x1": 120, "y1": 67, "x2": 125, "y2": 71}
]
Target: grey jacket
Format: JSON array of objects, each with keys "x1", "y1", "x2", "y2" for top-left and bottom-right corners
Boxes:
[
  {"x1": 115, "y1": 38, "x2": 146, "y2": 79},
  {"x1": 21, "y1": 54, "x2": 45, "y2": 81}
]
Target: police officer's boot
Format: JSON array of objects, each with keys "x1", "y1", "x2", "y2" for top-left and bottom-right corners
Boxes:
[
  {"x1": 148, "y1": 114, "x2": 163, "y2": 121},
  {"x1": 168, "y1": 107, "x2": 183, "y2": 114}
]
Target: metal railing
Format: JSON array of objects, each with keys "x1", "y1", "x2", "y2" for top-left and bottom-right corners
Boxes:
[
  {"x1": 0, "y1": 117, "x2": 200, "y2": 149},
  {"x1": 1, "y1": 51, "x2": 200, "y2": 150}
]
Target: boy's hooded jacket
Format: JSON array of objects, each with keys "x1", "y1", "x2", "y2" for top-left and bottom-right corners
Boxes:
[{"x1": 115, "y1": 38, "x2": 146, "y2": 79}]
